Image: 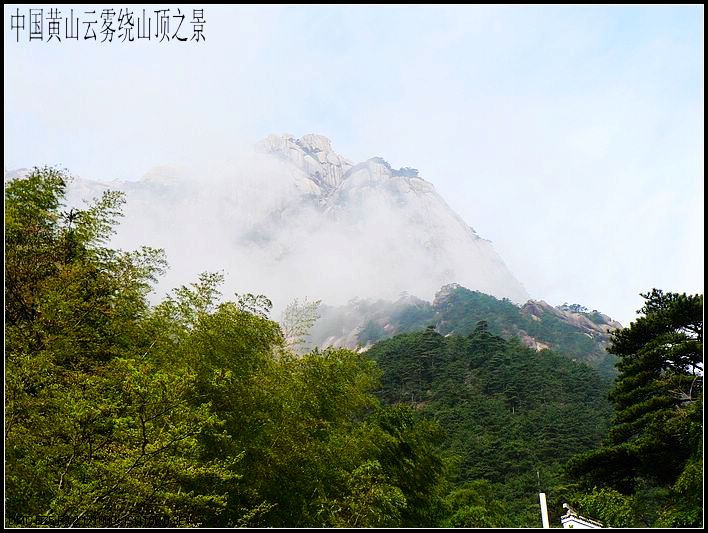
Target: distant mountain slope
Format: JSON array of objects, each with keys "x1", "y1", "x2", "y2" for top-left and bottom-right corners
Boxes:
[
  {"x1": 310, "y1": 283, "x2": 621, "y2": 376},
  {"x1": 366, "y1": 326, "x2": 613, "y2": 526}
]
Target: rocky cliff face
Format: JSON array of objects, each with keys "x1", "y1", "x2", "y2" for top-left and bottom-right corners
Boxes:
[
  {"x1": 521, "y1": 300, "x2": 622, "y2": 351},
  {"x1": 255, "y1": 134, "x2": 529, "y2": 305},
  {"x1": 257, "y1": 133, "x2": 353, "y2": 193}
]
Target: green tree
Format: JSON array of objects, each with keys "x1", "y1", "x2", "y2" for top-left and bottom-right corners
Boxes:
[
  {"x1": 441, "y1": 480, "x2": 513, "y2": 528},
  {"x1": 569, "y1": 289, "x2": 703, "y2": 527},
  {"x1": 5, "y1": 170, "x2": 235, "y2": 526},
  {"x1": 572, "y1": 487, "x2": 636, "y2": 528},
  {"x1": 328, "y1": 460, "x2": 407, "y2": 527},
  {"x1": 367, "y1": 326, "x2": 613, "y2": 527}
]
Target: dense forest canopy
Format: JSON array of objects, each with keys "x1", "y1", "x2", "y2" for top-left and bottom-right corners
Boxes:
[{"x1": 366, "y1": 325, "x2": 614, "y2": 526}]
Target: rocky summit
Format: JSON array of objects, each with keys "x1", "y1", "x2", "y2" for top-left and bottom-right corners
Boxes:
[{"x1": 252, "y1": 134, "x2": 528, "y2": 304}]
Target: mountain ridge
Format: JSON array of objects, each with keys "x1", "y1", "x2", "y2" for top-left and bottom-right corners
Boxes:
[{"x1": 310, "y1": 283, "x2": 621, "y2": 376}]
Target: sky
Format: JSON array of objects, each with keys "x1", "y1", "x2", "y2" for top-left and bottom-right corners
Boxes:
[{"x1": 3, "y1": 5, "x2": 704, "y2": 326}]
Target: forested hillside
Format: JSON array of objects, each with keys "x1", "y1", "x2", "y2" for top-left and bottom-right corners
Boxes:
[
  {"x1": 312, "y1": 285, "x2": 620, "y2": 377},
  {"x1": 367, "y1": 325, "x2": 614, "y2": 526}
]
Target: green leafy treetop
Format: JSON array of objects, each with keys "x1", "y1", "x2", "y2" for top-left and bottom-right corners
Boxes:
[{"x1": 568, "y1": 289, "x2": 703, "y2": 527}]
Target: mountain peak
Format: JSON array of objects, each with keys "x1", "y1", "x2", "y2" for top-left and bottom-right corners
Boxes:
[
  {"x1": 299, "y1": 133, "x2": 333, "y2": 153},
  {"x1": 253, "y1": 133, "x2": 527, "y2": 304},
  {"x1": 257, "y1": 133, "x2": 352, "y2": 193}
]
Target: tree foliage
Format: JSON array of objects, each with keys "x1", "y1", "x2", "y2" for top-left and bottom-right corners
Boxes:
[
  {"x1": 367, "y1": 324, "x2": 613, "y2": 527},
  {"x1": 568, "y1": 289, "x2": 703, "y2": 527}
]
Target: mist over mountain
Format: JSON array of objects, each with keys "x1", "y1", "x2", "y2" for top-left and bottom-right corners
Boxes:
[{"x1": 34, "y1": 134, "x2": 529, "y2": 312}]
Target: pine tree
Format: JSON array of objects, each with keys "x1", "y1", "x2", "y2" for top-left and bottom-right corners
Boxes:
[{"x1": 569, "y1": 289, "x2": 703, "y2": 526}]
